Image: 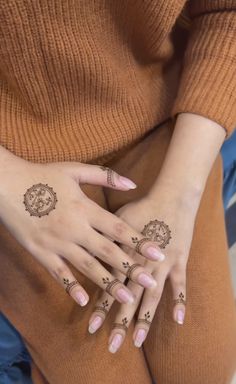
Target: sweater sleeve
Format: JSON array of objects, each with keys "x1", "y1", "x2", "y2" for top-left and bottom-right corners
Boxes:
[{"x1": 171, "y1": 0, "x2": 236, "y2": 137}]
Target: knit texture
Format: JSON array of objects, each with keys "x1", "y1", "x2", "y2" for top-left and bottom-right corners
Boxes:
[{"x1": 0, "y1": 1, "x2": 235, "y2": 163}]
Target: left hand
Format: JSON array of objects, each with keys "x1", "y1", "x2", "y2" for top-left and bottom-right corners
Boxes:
[{"x1": 88, "y1": 188, "x2": 201, "y2": 353}]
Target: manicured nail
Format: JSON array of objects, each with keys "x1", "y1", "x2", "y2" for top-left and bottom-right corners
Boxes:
[
  {"x1": 109, "y1": 334, "x2": 123, "y2": 353},
  {"x1": 116, "y1": 288, "x2": 134, "y2": 303},
  {"x1": 134, "y1": 329, "x2": 146, "y2": 347},
  {"x1": 88, "y1": 316, "x2": 103, "y2": 334},
  {"x1": 75, "y1": 291, "x2": 88, "y2": 306},
  {"x1": 119, "y1": 176, "x2": 137, "y2": 190},
  {"x1": 176, "y1": 309, "x2": 185, "y2": 325},
  {"x1": 137, "y1": 273, "x2": 157, "y2": 288},
  {"x1": 146, "y1": 246, "x2": 165, "y2": 261}
]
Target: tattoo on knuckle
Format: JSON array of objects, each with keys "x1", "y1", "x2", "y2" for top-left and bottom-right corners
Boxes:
[{"x1": 23, "y1": 183, "x2": 58, "y2": 218}]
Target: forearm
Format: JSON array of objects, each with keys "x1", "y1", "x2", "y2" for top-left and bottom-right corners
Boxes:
[{"x1": 148, "y1": 112, "x2": 226, "y2": 204}]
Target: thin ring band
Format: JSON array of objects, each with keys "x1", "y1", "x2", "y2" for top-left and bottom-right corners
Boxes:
[
  {"x1": 105, "y1": 278, "x2": 120, "y2": 295},
  {"x1": 65, "y1": 280, "x2": 79, "y2": 295},
  {"x1": 126, "y1": 263, "x2": 142, "y2": 279}
]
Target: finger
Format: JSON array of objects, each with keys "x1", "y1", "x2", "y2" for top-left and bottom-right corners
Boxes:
[
  {"x1": 31, "y1": 246, "x2": 89, "y2": 306},
  {"x1": 88, "y1": 270, "x2": 125, "y2": 334},
  {"x1": 88, "y1": 203, "x2": 166, "y2": 262},
  {"x1": 61, "y1": 243, "x2": 135, "y2": 304},
  {"x1": 83, "y1": 228, "x2": 157, "y2": 289},
  {"x1": 133, "y1": 267, "x2": 168, "y2": 348},
  {"x1": 108, "y1": 281, "x2": 144, "y2": 353},
  {"x1": 64, "y1": 162, "x2": 137, "y2": 191},
  {"x1": 170, "y1": 265, "x2": 187, "y2": 325}
]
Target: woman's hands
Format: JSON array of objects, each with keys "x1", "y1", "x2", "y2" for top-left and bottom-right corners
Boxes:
[
  {"x1": 88, "y1": 188, "x2": 201, "y2": 352},
  {"x1": 0, "y1": 147, "x2": 165, "y2": 307}
]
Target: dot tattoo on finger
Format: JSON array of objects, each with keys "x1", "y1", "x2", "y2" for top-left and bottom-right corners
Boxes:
[
  {"x1": 112, "y1": 317, "x2": 129, "y2": 332},
  {"x1": 99, "y1": 166, "x2": 116, "y2": 187},
  {"x1": 131, "y1": 237, "x2": 152, "y2": 254},
  {"x1": 23, "y1": 183, "x2": 57, "y2": 218},
  {"x1": 63, "y1": 278, "x2": 79, "y2": 295},
  {"x1": 173, "y1": 292, "x2": 186, "y2": 306},
  {"x1": 102, "y1": 277, "x2": 120, "y2": 295},
  {"x1": 136, "y1": 311, "x2": 151, "y2": 327},
  {"x1": 94, "y1": 299, "x2": 110, "y2": 316},
  {"x1": 122, "y1": 261, "x2": 142, "y2": 279}
]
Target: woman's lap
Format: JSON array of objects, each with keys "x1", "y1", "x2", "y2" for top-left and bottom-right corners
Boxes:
[{"x1": 0, "y1": 120, "x2": 235, "y2": 383}]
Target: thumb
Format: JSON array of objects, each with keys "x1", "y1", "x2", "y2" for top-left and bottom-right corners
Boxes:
[{"x1": 63, "y1": 162, "x2": 137, "y2": 191}]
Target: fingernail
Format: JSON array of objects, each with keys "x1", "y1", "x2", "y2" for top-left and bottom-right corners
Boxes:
[
  {"x1": 134, "y1": 329, "x2": 146, "y2": 347},
  {"x1": 137, "y1": 273, "x2": 157, "y2": 288},
  {"x1": 176, "y1": 309, "x2": 185, "y2": 325},
  {"x1": 75, "y1": 291, "x2": 88, "y2": 306},
  {"x1": 116, "y1": 288, "x2": 134, "y2": 303},
  {"x1": 88, "y1": 316, "x2": 103, "y2": 334},
  {"x1": 146, "y1": 246, "x2": 165, "y2": 261},
  {"x1": 109, "y1": 334, "x2": 123, "y2": 353},
  {"x1": 119, "y1": 176, "x2": 137, "y2": 190}
]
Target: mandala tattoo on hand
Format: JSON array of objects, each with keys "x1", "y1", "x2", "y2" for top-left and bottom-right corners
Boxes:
[
  {"x1": 99, "y1": 166, "x2": 116, "y2": 187},
  {"x1": 132, "y1": 219, "x2": 171, "y2": 252},
  {"x1": 23, "y1": 183, "x2": 57, "y2": 217},
  {"x1": 112, "y1": 317, "x2": 129, "y2": 332},
  {"x1": 137, "y1": 311, "x2": 151, "y2": 327}
]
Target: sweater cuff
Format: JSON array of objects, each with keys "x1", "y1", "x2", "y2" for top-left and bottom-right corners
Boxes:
[{"x1": 171, "y1": 10, "x2": 236, "y2": 138}]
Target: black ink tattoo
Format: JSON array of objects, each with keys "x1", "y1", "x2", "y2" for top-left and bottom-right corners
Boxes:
[
  {"x1": 94, "y1": 299, "x2": 110, "y2": 316},
  {"x1": 173, "y1": 292, "x2": 186, "y2": 306},
  {"x1": 23, "y1": 183, "x2": 57, "y2": 218},
  {"x1": 137, "y1": 311, "x2": 151, "y2": 327},
  {"x1": 100, "y1": 166, "x2": 116, "y2": 187},
  {"x1": 63, "y1": 278, "x2": 79, "y2": 295},
  {"x1": 122, "y1": 261, "x2": 142, "y2": 279},
  {"x1": 102, "y1": 277, "x2": 120, "y2": 295},
  {"x1": 112, "y1": 317, "x2": 129, "y2": 332},
  {"x1": 131, "y1": 237, "x2": 151, "y2": 254},
  {"x1": 141, "y1": 219, "x2": 171, "y2": 249}
]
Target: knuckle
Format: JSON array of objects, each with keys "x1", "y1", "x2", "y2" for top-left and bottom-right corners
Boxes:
[
  {"x1": 149, "y1": 290, "x2": 162, "y2": 303},
  {"x1": 99, "y1": 242, "x2": 116, "y2": 258},
  {"x1": 113, "y1": 220, "x2": 127, "y2": 237},
  {"x1": 83, "y1": 257, "x2": 97, "y2": 270},
  {"x1": 52, "y1": 264, "x2": 69, "y2": 280}
]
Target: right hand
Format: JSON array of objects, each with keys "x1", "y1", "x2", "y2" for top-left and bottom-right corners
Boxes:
[{"x1": 0, "y1": 148, "x2": 165, "y2": 307}]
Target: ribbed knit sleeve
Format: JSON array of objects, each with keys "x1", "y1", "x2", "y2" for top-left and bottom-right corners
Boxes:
[{"x1": 171, "y1": 1, "x2": 236, "y2": 137}]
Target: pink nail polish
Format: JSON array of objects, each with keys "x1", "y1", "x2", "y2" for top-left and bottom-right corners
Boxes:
[
  {"x1": 134, "y1": 329, "x2": 146, "y2": 347},
  {"x1": 75, "y1": 291, "x2": 88, "y2": 306},
  {"x1": 88, "y1": 316, "x2": 103, "y2": 334},
  {"x1": 116, "y1": 288, "x2": 134, "y2": 303},
  {"x1": 119, "y1": 176, "x2": 137, "y2": 190},
  {"x1": 137, "y1": 273, "x2": 157, "y2": 288},
  {"x1": 146, "y1": 246, "x2": 165, "y2": 261},
  {"x1": 109, "y1": 334, "x2": 123, "y2": 353},
  {"x1": 176, "y1": 309, "x2": 185, "y2": 325}
]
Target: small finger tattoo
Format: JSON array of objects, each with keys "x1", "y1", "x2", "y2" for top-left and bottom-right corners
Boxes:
[
  {"x1": 136, "y1": 311, "x2": 151, "y2": 327},
  {"x1": 23, "y1": 183, "x2": 57, "y2": 218},
  {"x1": 94, "y1": 299, "x2": 110, "y2": 316},
  {"x1": 102, "y1": 277, "x2": 120, "y2": 295},
  {"x1": 63, "y1": 278, "x2": 79, "y2": 295},
  {"x1": 173, "y1": 292, "x2": 186, "y2": 306},
  {"x1": 141, "y1": 219, "x2": 172, "y2": 249},
  {"x1": 122, "y1": 261, "x2": 142, "y2": 279},
  {"x1": 131, "y1": 237, "x2": 151, "y2": 254},
  {"x1": 112, "y1": 317, "x2": 129, "y2": 332},
  {"x1": 100, "y1": 166, "x2": 116, "y2": 187}
]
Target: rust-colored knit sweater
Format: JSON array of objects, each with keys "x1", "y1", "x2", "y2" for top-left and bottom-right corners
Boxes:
[{"x1": 0, "y1": 1, "x2": 235, "y2": 163}]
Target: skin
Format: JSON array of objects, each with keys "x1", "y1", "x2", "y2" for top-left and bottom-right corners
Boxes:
[
  {"x1": 88, "y1": 112, "x2": 227, "y2": 353},
  {"x1": 0, "y1": 146, "x2": 166, "y2": 307}
]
